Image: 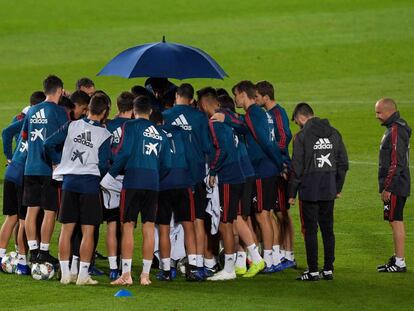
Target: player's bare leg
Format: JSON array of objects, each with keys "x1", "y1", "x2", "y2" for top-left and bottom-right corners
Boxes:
[
  {"x1": 140, "y1": 221, "x2": 155, "y2": 286},
  {"x1": 111, "y1": 222, "x2": 134, "y2": 286},
  {"x1": 0, "y1": 215, "x2": 18, "y2": 252},
  {"x1": 25, "y1": 206, "x2": 40, "y2": 261},
  {"x1": 255, "y1": 210, "x2": 274, "y2": 268},
  {"x1": 76, "y1": 225, "x2": 98, "y2": 285},
  {"x1": 391, "y1": 221, "x2": 405, "y2": 258},
  {"x1": 58, "y1": 223, "x2": 76, "y2": 284}
]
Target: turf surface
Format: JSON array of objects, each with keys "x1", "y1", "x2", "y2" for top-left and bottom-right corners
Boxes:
[{"x1": 0, "y1": 0, "x2": 413, "y2": 310}]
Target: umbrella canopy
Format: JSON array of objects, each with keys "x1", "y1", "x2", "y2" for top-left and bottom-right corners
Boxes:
[{"x1": 97, "y1": 37, "x2": 228, "y2": 80}]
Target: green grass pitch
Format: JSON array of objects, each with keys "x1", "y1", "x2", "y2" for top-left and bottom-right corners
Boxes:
[{"x1": 0, "y1": 0, "x2": 413, "y2": 310}]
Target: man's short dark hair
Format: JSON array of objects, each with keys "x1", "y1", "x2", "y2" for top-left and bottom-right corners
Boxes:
[
  {"x1": 43, "y1": 75, "x2": 63, "y2": 95},
  {"x1": 218, "y1": 95, "x2": 235, "y2": 112},
  {"x1": 177, "y1": 83, "x2": 194, "y2": 100},
  {"x1": 292, "y1": 102, "x2": 314, "y2": 121},
  {"x1": 256, "y1": 81, "x2": 275, "y2": 100},
  {"x1": 76, "y1": 77, "x2": 95, "y2": 90},
  {"x1": 117, "y1": 91, "x2": 134, "y2": 113},
  {"x1": 58, "y1": 96, "x2": 74, "y2": 110},
  {"x1": 89, "y1": 94, "x2": 110, "y2": 116},
  {"x1": 149, "y1": 110, "x2": 164, "y2": 125},
  {"x1": 216, "y1": 88, "x2": 230, "y2": 97},
  {"x1": 30, "y1": 91, "x2": 46, "y2": 106},
  {"x1": 93, "y1": 90, "x2": 112, "y2": 107},
  {"x1": 70, "y1": 90, "x2": 90, "y2": 107},
  {"x1": 232, "y1": 80, "x2": 256, "y2": 100},
  {"x1": 197, "y1": 87, "x2": 217, "y2": 101},
  {"x1": 134, "y1": 96, "x2": 152, "y2": 115},
  {"x1": 131, "y1": 85, "x2": 151, "y2": 98}
]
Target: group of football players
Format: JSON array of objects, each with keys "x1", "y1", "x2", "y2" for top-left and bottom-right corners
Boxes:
[{"x1": 0, "y1": 75, "x2": 315, "y2": 286}]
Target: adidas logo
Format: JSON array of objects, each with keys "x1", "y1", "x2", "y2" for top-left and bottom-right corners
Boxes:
[
  {"x1": 171, "y1": 114, "x2": 192, "y2": 131},
  {"x1": 313, "y1": 138, "x2": 333, "y2": 150},
  {"x1": 30, "y1": 108, "x2": 48, "y2": 124},
  {"x1": 73, "y1": 131, "x2": 93, "y2": 147},
  {"x1": 112, "y1": 127, "x2": 122, "y2": 144},
  {"x1": 143, "y1": 125, "x2": 162, "y2": 140}
]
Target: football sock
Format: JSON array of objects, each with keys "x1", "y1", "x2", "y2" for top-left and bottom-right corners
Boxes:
[
  {"x1": 196, "y1": 255, "x2": 204, "y2": 268},
  {"x1": 263, "y1": 249, "x2": 273, "y2": 267},
  {"x1": 121, "y1": 259, "x2": 132, "y2": 274},
  {"x1": 78, "y1": 261, "x2": 90, "y2": 280},
  {"x1": 395, "y1": 257, "x2": 406, "y2": 268},
  {"x1": 161, "y1": 258, "x2": 171, "y2": 271},
  {"x1": 286, "y1": 251, "x2": 294, "y2": 261},
  {"x1": 70, "y1": 256, "x2": 79, "y2": 275},
  {"x1": 60, "y1": 260, "x2": 70, "y2": 278},
  {"x1": 40, "y1": 243, "x2": 49, "y2": 252},
  {"x1": 272, "y1": 245, "x2": 281, "y2": 265},
  {"x1": 28, "y1": 240, "x2": 38, "y2": 251},
  {"x1": 108, "y1": 256, "x2": 118, "y2": 270},
  {"x1": 204, "y1": 257, "x2": 217, "y2": 269},
  {"x1": 0, "y1": 248, "x2": 6, "y2": 258},
  {"x1": 235, "y1": 251, "x2": 246, "y2": 269},
  {"x1": 142, "y1": 259, "x2": 152, "y2": 274},
  {"x1": 247, "y1": 244, "x2": 262, "y2": 264},
  {"x1": 280, "y1": 248, "x2": 286, "y2": 259},
  {"x1": 18, "y1": 254, "x2": 27, "y2": 265},
  {"x1": 188, "y1": 254, "x2": 197, "y2": 267},
  {"x1": 224, "y1": 254, "x2": 235, "y2": 273}
]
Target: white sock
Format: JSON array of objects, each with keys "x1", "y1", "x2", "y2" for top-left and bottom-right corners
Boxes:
[
  {"x1": 235, "y1": 252, "x2": 246, "y2": 269},
  {"x1": 272, "y1": 245, "x2": 281, "y2": 265},
  {"x1": 161, "y1": 258, "x2": 171, "y2": 271},
  {"x1": 204, "y1": 257, "x2": 216, "y2": 269},
  {"x1": 286, "y1": 251, "x2": 294, "y2": 261},
  {"x1": 224, "y1": 254, "x2": 235, "y2": 273},
  {"x1": 196, "y1": 254, "x2": 204, "y2": 268},
  {"x1": 28, "y1": 240, "x2": 38, "y2": 251},
  {"x1": 70, "y1": 256, "x2": 79, "y2": 275},
  {"x1": 142, "y1": 259, "x2": 152, "y2": 274},
  {"x1": 0, "y1": 248, "x2": 6, "y2": 258},
  {"x1": 121, "y1": 259, "x2": 132, "y2": 274},
  {"x1": 247, "y1": 244, "x2": 262, "y2": 264},
  {"x1": 263, "y1": 249, "x2": 273, "y2": 268},
  {"x1": 108, "y1": 256, "x2": 118, "y2": 270},
  {"x1": 60, "y1": 260, "x2": 70, "y2": 279},
  {"x1": 188, "y1": 254, "x2": 197, "y2": 267},
  {"x1": 280, "y1": 248, "x2": 286, "y2": 259},
  {"x1": 18, "y1": 254, "x2": 27, "y2": 265},
  {"x1": 395, "y1": 257, "x2": 406, "y2": 268},
  {"x1": 78, "y1": 261, "x2": 90, "y2": 280},
  {"x1": 40, "y1": 243, "x2": 49, "y2": 251}
]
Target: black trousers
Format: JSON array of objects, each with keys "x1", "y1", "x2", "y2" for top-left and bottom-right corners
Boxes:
[{"x1": 299, "y1": 200, "x2": 335, "y2": 272}]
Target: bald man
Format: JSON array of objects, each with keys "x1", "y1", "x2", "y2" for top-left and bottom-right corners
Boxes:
[{"x1": 375, "y1": 98, "x2": 411, "y2": 273}]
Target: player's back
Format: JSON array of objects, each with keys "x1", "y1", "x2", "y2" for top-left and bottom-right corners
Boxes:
[
  {"x1": 163, "y1": 104, "x2": 211, "y2": 182},
  {"x1": 111, "y1": 118, "x2": 169, "y2": 191},
  {"x1": 159, "y1": 124, "x2": 194, "y2": 190},
  {"x1": 23, "y1": 101, "x2": 69, "y2": 176}
]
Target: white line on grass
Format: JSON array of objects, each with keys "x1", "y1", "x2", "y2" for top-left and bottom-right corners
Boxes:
[{"x1": 350, "y1": 160, "x2": 414, "y2": 169}]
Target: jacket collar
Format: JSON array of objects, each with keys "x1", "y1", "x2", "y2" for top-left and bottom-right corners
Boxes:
[{"x1": 382, "y1": 111, "x2": 400, "y2": 127}]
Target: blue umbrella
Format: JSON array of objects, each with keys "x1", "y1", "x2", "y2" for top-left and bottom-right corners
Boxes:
[{"x1": 97, "y1": 37, "x2": 228, "y2": 80}]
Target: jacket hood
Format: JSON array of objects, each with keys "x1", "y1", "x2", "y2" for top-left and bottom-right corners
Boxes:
[{"x1": 306, "y1": 117, "x2": 333, "y2": 138}]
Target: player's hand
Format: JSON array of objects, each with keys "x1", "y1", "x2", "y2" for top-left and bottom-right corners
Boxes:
[
  {"x1": 209, "y1": 175, "x2": 216, "y2": 187},
  {"x1": 336, "y1": 193, "x2": 341, "y2": 199},
  {"x1": 381, "y1": 190, "x2": 391, "y2": 203},
  {"x1": 6, "y1": 159, "x2": 11, "y2": 165},
  {"x1": 288, "y1": 198, "x2": 296, "y2": 205},
  {"x1": 52, "y1": 164, "x2": 58, "y2": 171},
  {"x1": 211, "y1": 113, "x2": 225, "y2": 122}
]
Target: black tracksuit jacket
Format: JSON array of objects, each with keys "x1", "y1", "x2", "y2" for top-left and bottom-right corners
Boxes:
[
  {"x1": 378, "y1": 111, "x2": 411, "y2": 197},
  {"x1": 288, "y1": 117, "x2": 349, "y2": 202}
]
